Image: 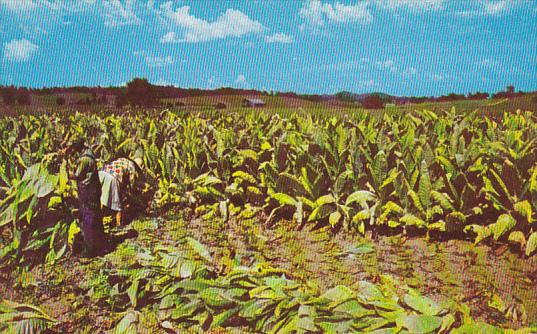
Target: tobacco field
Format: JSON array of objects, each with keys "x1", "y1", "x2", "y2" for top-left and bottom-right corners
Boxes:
[{"x1": 1, "y1": 106, "x2": 537, "y2": 333}]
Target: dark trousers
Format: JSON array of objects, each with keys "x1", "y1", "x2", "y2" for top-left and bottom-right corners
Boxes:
[
  {"x1": 79, "y1": 204, "x2": 104, "y2": 255},
  {"x1": 78, "y1": 176, "x2": 104, "y2": 255}
]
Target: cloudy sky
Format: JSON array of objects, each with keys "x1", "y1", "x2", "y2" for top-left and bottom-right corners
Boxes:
[{"x1": 1, "y1": 0, "x2": 536, "y2": 96}]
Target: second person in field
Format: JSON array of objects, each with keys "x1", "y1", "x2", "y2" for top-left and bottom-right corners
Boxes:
[{"x1": 99, "y1": 157, "x2": 144, "y2": 227}]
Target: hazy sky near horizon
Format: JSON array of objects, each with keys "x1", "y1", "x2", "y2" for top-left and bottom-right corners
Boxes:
[{"x1": 1, "y1": 0, "x2": 536, "y2": 96}]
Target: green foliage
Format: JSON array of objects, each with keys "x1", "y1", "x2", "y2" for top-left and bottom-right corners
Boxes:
[
  {"x1": 0, "y1": 300, "x2": 56, "y2": 334},
  {"x1": 0, "y1": 162, "x2": 75, "y2": 267},
  {"x1": 3, "y1": 103, "x2": 537, "y2": 331},
  {"x1": 526, "y1": 232, "x2": 537, "y2": 256},
  {"x1": 3, "y1": 107, "x2": 537, "y2": 267},
  {"x1": 95, "y1": 238, "x2": 522, "y2": 333}
]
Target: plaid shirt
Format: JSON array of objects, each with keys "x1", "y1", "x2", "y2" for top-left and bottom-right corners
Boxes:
[{"x1": 101, "y1": 158, "x2": 137, "y2": 184}]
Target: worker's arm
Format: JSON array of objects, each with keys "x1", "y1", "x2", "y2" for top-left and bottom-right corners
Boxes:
[{"x1": 115, "y1": 211, "x2": 122, "y2": 227}]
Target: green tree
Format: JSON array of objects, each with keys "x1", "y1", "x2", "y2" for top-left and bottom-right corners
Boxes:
[
  {"x1": 115, "y1": 91, "x2": 128, "y2": 108},
  {"x1": 126, "y1": 78, "x2": 157, "y2": 107},
  {"x1": 16, "y1": 88, "x2": 31, "y2": 105},
  {"x1": 56, "y1": 96, "x2": 66, "y2": 106},
  {"x1": 1, "y1": 86, "x2": 17, "y2": 105},
  {"x1": 361, "y1": 95, "x2": 384, "y2": 109}
]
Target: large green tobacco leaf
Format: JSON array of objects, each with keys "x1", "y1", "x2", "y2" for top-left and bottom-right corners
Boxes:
[
  {"x1": 400, "y1": 214, "x2": 426, "y2": 228},
  {"x1": 465, "y1": 224, "x2": 492, "y2": 245},
  {"x1": 346, "y1": 190, "x2": 376, "y2": 206},
  {"x1": 508, "y1": 231, "x2": 526, "y2": 249},
  {"x1": 329, "y1": 210, "x2": 342, "y2": 227},
  {"x1": 431, "y1": 191, "x2": 454, "y2": 211},
  {"x1": 513, "y1": 200, "x2": 533, "y2": 223},
  {"x1": 403, "y1": 293, "x2": 442, "y2": 316},
  {"x1": 113, "y1": 311, "x2": 139, "y2": 334},
  {"x1": 308, "y1": 203, "x2": 334, "y2": 222},
  {"x1": 0, "y1": 300, "x2": 56, "y2": 334},
  {"x1": 398, "y1": 314, "x2": 443, "y2": 334},
  {"x1": 526, "y1": 232, "x2": 537, "y2": 256},
  {"x1": 270, "y1": 193, "x2": 297, "y2": 207},
  {"x1": 418, "y1": 160, "x2": 432, "y2": 210},
  {"x1": 185, "y1": 237, "x2": 213, "y2": 263},
  {"x1": 490, "y1": 214, "x2": 516, "y2": 240}
]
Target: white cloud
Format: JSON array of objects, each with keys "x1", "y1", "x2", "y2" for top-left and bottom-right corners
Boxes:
[
  {"x1": 375, "y1": 59, "x2": 395, "y2": 70},
  {"x1": 322, "y1": 1, "x2": 372, "y2": 23},
  {"x1": 477, "y1": 58, "x2": 499, "y2": 68},
  {"x1": 375, "y1": 60, "x2": 419, "y2": 76},
  {"x1": 358, "y1": 79, "x2": 377, "y2": 88},
  {"x1": 373, "y1": 0, "x2": 445, "y2": 11},
  {"x1": 456, "y1": 0, "x2": 519, "y2": 16},
  {"x1": 482, "y1": 0, "x2": 511, "y2": 14},
  {"x1": 134, "y1": 51, "x2": 174, "y2": 67},
  {"x1": 153, "y1": 78, "x2": 174, "y2": 86},
  {"x1": 1, "y1": 1, "x2": 97, "y2": 37},
  {"x1": 146, "y1": 55, "x2": 173, "y2": 67},
  {"x1": 265, "y1": 33, "x2": 294, "y2": 43},
  {"x1": 206, "y1": 76, "x2": 221, "y2": 89},
  {"x1": 0, "y1": 0, "x2": 36, "y2": 11},
  {"x1": 159, "y1": 4, "x2": 264, "y2": 43},
  {"x1": 160, "y1": 32, "x2": 178, "y2": 43},
  {"x1": 311, "y1": 58, "x2": 369, "y2": 72},
  {"x1": 430, "y1": 74, "x2": 444, "y2": 81},
  {"x1": 402, "y1": 66, "x2": 418, "y2": 76},
  {"x1": 299, "y1": 0, "x2": 325, "y2": 27},
  {"x1": 4, "y1": 38, "x2": 39, "y2": 61},
  {"x1": 299, "y1": 0, "x2": 372, "y2": 31},
  {"x1": 235, "y1": 74, "x2": 247, "y2": 84},
  {"x1": 2, "y1": 0, "x2": 96, "y2": 13},
  {"x1": 103, "y1": 0, "x2": 141, "y2": 27}
]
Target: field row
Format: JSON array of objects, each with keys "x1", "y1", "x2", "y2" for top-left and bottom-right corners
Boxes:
[{"x1": 2, "y1": 107, "x2": 537, "y2": 268}]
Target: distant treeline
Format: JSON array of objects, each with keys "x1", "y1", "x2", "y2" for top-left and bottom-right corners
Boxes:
[
  {"x1": 0, "y1": 78, "x2": 327, "y2": 107},
  {"x1": 335, "y1": 85, "x2": 530, "y2": 108},
  {"x1": 397, "y1": 86, "x2": 527, "y2": 104},
  {"x1": 0, "y1": 86, "x2": 32, "y2": 105},
  {"x1": 0, "y1": 79, "x2": 533, "y2": 109}
]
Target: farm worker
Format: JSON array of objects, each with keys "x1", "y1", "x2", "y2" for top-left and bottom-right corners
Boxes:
[
  {"x1": 99, "y1": 157, "x2": 143, "y2": 227},
  {"x1": 61, "y1": 138, "x2": 105, "y2": 257}
]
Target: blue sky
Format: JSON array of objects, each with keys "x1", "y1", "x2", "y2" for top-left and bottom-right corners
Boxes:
[{"x1": 1, "y1": 0, "x2": 536, "y2": 96}]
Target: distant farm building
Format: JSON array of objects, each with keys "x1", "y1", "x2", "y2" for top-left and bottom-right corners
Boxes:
[{"x1": 242, "y1": 98, "x2": 266, "y2": 108}]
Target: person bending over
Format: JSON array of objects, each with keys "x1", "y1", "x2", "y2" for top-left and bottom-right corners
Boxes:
[{"x1": 99, "y1": 157, "x2": 143, "y2": 227}]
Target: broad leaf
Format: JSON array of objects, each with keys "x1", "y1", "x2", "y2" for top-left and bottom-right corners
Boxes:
[
  {"x1": 345, "y1": 190, "x2": 375, "y2": 206},
  {"x1": 526, "y1": 232, "x2": 537, "y2": 256},
  {"x1": 490, "y1": 214, "x2": 516, "y2": 240},
  {"x1": 403, "y1": 293, "x2": 442, "y2": 316},
  {"x1": 186, "y1": 237, "x2": 213, "y2": 262}
]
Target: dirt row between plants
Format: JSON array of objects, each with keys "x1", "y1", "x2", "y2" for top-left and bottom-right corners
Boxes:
[
  {"x1": 183, "y1": 214, "x2": 537, "y2": 329},
  {"x1": 2, "y1": 212, "x2": 537, "y2": 332}
]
